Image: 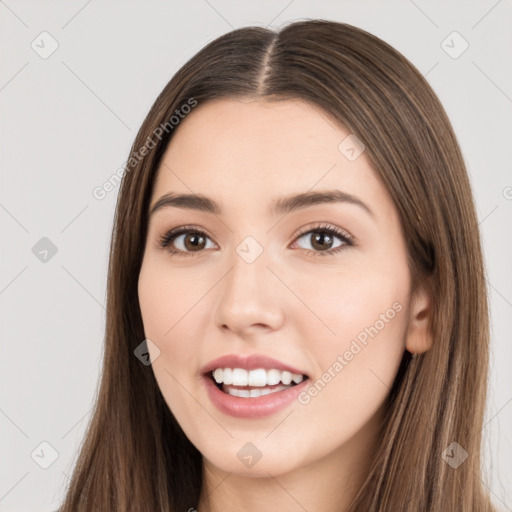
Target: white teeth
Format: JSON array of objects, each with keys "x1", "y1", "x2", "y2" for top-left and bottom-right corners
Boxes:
[
  {"x1": 266, "y1": 369, "x2": 281, "y2": 386},
  {"x1": 248, "y1": 368, "x2": 267, "y2": 387},
  {"x1": 281, "y1": 371, "x2": 292, "y2": 385},
  {"x1": 211, "y1": 367, "x2": 305, "y2": 387},
  {"x1": 292, "y1": 373, "x2": 303, "y2": 384},
  {"x1": 223, "y1": 367, "x2": 233, "y2": 385},
  {"x1": 224, "y1": 384, "x2": 289, "y2": 398},
  {"x1": 232, "y1": 368, "x2": 248, "y2": 386},
  {"x1": 213, "y1": 368, "x2": 223, "y2": 384}
]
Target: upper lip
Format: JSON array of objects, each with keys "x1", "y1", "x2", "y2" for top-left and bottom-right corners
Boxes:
[{"x1": 201, "y1": 354, "x2": 308, "y2": 377}]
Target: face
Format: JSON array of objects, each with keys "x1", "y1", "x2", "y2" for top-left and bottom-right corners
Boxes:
[{"x1": 138, "y1": 97, "x2": 416, "y2": 480}]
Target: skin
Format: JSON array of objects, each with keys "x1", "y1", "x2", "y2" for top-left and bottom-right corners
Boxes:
[{"x1": 137, "y1": 97, "x2": 433, "y2": 512}]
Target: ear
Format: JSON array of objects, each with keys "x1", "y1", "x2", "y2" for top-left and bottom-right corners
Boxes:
[{"x1": 405, "y1": 275, "x2": 433, "y2": 355}]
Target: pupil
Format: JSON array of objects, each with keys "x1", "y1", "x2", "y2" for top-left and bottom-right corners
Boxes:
[
  {"x1": 185, "y1": 233, "x2": 205, "y2": 251},
  {"x1": 312, "y1": 232, "x2": 332, "y2": 251}
]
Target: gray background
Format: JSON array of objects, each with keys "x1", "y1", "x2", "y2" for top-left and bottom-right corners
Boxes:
[{"x1": 1, "y1": 1, "x2": 511, "y2": 510}]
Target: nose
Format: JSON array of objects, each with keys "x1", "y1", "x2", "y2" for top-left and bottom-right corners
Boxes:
[{"x1": 212, "y1": 245, "x2": 284, "y2": 339}]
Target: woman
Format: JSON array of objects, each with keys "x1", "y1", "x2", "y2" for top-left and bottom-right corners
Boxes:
[{"x1": 58, "y1": 19, "x2": 497, "y2": 511}]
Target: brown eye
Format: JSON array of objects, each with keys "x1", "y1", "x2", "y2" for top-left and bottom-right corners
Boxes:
[
  {"x1": 182, "y1": 232, "x2": 207, "y2": 251},
  {"x1": 309, "y1": 232, "x2": 336, "y2": 251},
  {"x1": 159, "y1": 227, "x2": 215, "y2": 256},
  {"x1": 293, "y1": 224, "x2": 353, "y2": 257}
]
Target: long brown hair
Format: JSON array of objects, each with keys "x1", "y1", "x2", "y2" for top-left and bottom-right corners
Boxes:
[{"x1": 58, "y1": 19, "x2": 497, "y2": 511}]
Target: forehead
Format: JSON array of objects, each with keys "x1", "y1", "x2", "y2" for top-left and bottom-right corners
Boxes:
[{"x1": 151, "y1": 98, "x2": 388, "y2": 217}]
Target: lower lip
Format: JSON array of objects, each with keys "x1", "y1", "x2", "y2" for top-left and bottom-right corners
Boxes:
[{"x1": 202, "y1": 374, "x2": 309, "y2": 419}]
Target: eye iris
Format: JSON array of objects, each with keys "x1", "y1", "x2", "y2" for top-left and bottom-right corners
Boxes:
[
  {"x1": 311, "y1": 232, "x2": 333, "y2": 251},
  {"x1": 184, "y1": 233, "x2": 206, "y2": 251}
]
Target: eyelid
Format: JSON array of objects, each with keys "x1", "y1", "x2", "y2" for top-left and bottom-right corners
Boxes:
[{"x1": 294, "y1": 222, "x2": 354, "y2": 243}]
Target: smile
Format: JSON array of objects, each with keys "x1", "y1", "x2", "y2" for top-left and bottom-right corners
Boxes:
[
  {"x1": 202, "y1": 370, "x2": 310, "y2": 419},
  {"x1": 211, "y1": 368, "x2": 305, "y2": 398}
]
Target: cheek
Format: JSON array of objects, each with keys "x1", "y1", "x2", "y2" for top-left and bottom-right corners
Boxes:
[
  {"x1": 138, "y1": 269, "x2": 191, "y2": 426},
  {"x1": 138, "y1": 258, "x2": 216, "y2": 417},
  {"x1": 138, "y1": 257, "x2": 201, "y2": 341},
  {"x1": 292, "y1": 255, "x2": 409, "y2": 347},
  {"x1": 294, "y1": 263, "x2": 409, "y2": 434}
]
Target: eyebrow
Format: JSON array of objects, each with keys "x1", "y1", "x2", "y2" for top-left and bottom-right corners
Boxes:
[{"x1": 149, "y1": 189, "x2": 374, "y2": 219}]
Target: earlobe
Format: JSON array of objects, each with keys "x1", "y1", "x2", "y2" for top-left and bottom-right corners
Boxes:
[{"x1": 405, "y1": 275, "x2": 433, "y2": 355}]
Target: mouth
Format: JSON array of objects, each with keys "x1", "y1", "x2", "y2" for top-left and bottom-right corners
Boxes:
[
  {"x1": 201, "y1": 362, "x2": 312, "y2": 418},
  {"x1": 207, "y1": 368, "x2": 310, "y2": 398}
]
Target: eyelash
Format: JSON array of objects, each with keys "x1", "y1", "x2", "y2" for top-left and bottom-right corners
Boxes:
[{"x1": 158, "y1": 223, "x2": 354, "y2": 258}]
